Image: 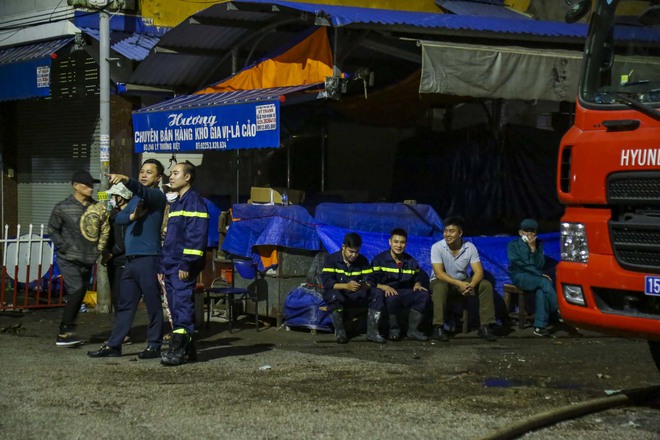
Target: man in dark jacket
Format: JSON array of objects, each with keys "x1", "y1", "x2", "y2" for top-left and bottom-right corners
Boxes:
[
  {"x1": 159, "y1": 161, "x2": 209, "y2": 366},
  {"x1": 88, "y1": 159, "x2": 166, "y2": 359},
  {"x1": 371, "y1": 228, "x2": 430, "y2": 342},
  {"x1": 321, "y1": 232, "x2": 386, "y2": 344},
  {"x1": 49, "y1": 170, "x2": 107, "y2": 347},
  {"x1": 507, "y1": 218, "x2": 560, "y2": 337}
]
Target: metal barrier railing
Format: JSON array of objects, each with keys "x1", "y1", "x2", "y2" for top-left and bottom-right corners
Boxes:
[{"x1": 0, "y1": 224, "x2": 64, "y2": 310}]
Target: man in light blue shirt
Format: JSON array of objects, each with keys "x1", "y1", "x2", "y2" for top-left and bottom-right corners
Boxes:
[{"x1": 430, "y1": 216, "x2": 497, "y2": 342}]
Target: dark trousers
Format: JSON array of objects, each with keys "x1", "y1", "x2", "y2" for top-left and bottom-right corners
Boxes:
[
  {"x1": 322, "y1": 287, "x2": 384, "y2": 313},
  {"x1": 107, "y1": 256, "x2": 163, "y2": 348},
  {"x1": 107, "y1": 264, "x2": 124, "y2": 316},
  {"x1": 57, "y1": 259, "x2": 93, "y2": 333},
  {"x1": 164, "y1": 270, "x2": 199, "y2": 335},
  {"x1": 380, "y1": 288, "x2": 431, "y2": 315}
]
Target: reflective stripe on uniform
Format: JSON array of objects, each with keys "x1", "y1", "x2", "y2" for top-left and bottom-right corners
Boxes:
[
  {"x1": 169, "y1": 210, "x2": 210, "y2": 218},
  {"x1": 183, "y1": 249, "x2": 204, "y2": 256},
  {"x1": 322, "y1": 267, "x2": 372, "y2": 276},
  {"x1": 373, "y1": 266, "x2": 418, "y2": 275}
]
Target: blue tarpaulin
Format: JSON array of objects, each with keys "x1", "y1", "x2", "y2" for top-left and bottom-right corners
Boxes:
[
  {"x1": 221, "y1": 202, "x2": 559, "y2": 296},
  {"x1": 314, "y1": 203, "x2": 444, "y2": 237},
  {"x1": 221, "y1": 204, "x2": 320, "y2": 260}
]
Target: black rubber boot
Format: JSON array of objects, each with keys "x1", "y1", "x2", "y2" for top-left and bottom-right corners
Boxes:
[
  {"x1": 366, "y1": 309, "x2": 386, "y2": 344},
  {"x1": 330, "y1": 311, "x2": 348, "y2": 344},
  {"x1": 161, "y1": 332, "x2": 188, "y2": 366},
  {"x1": 184, "y1": 334, "x2": 197, "y2": 362},
  {"x1": 407, "y1": 309, "x2": 428, "y2": 341},
  {"x1": 388, "y1": 314, "x2": 401, "y2": 341}
]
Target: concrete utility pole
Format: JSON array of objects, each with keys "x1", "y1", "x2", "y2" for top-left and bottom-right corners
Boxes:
[{"x1": 96, "y1": 7, "x2": 111, "y2": 313}]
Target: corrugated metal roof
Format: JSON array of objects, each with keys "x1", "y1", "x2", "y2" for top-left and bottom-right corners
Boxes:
[
  {"x1": 0, "y1": 37, "x2": 74, "y2": 65},
  {"x1": 79, "y1": 28, "x2": 159, "y2": 61},
  {"x1": 136, "y1": 83, "x2": 324, "y2": 113},
  {"x1": 131, "y1": 53, "x2": 222, "y2": 89},
  {"x1": 232, "y1": 1, "x2": 566, "y2": 32},
  {"x1": 436, "y1": 0, "x2": 530, "y2": 20},
  {"x1": 129, "y1": 0, "x2": 588, "y2": 91}
]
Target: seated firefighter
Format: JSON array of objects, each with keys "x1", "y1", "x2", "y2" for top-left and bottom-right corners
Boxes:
[
  {"x1": 321, "y1": 232, "x2": 386, "y2": 344},
  {"x1": 430, "y1": 216, "x2": 498, "y2": 342},
  {"x1": 507, "y1": 218, "x2": 560, "y2": 337},
  {"x1": 371, "y1": 228, "x2": 430, "y2": 341}
]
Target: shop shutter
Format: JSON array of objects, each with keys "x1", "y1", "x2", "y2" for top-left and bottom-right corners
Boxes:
[{"x1": 16, "y1": 51, "x2": 100, "y2": 226}]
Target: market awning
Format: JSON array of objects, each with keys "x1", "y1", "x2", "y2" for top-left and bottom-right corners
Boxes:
[
  {"x1": 0, "y1": 37, "x2": 74, "y2": 102},
  {"x1": 73, "y1": 11, "x2": 166, "y2": 62},
  {"x1": 132, "y1": 83, "x2": 325, "y2": 153},
  {"x1": 419, "y1": 40, "x2": 584, "y2": 102}
]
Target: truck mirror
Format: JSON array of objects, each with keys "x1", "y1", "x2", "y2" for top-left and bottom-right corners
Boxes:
[{"x1": 565, "y1": 0, "x2": 592, "y2": 24}]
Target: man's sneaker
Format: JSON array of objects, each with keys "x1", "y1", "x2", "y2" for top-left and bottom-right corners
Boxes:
[
  {"x1": 478, "y1": 325, "x2": 498, "y2": 342},
  {"x1": 56, "y1": 333, "x2": 83, "y2": 347},
  {"x1": 534, "y1": 327, "x2": 550, "y2": 337},
  {"x1": 87, "y1": 345, "x2": 122, "y2": 358}
]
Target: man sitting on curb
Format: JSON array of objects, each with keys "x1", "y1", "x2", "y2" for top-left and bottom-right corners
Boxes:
[
  {"x1": 371, "y1": 228, "x2": 430, "y2": 342},
  {"x1": 321, "y1": 232, "x2": 386, "y2": 344}
]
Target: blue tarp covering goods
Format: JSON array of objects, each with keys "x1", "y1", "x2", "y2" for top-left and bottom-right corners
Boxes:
[{"x1": 221, "y1": 203, "x2": 560, "y2": 329}]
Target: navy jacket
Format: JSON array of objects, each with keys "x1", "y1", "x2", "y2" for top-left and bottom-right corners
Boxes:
[
  {"x1": 371, "y1": 250, "x2": 421, "y2": 290},
  {"x1": 116, "y1": 178, "x2": 166, "y2": 256},
  {"x1": 160, "y1": 189, "x2": 209, "y2": 275},
  {"x1": 321, "y1": 251, "x2": 374, "y2": 291}
]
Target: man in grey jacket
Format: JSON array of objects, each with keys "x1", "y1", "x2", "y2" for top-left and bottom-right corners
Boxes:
[{"x1": 48, "y1": 170, "x2": 108, "y2": 346}]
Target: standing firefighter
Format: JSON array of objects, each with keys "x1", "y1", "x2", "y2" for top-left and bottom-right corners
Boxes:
[{"x1": 159, "y1": 162, "x2": 209, "y2": 366}]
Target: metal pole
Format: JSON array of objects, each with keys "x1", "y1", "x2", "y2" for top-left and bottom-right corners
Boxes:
[
  {"x1": 236, "y1": 150, "x2": 240, "y2": 204},
  {"x1": 287, "y1": 141, "x2": 291, "y2": 190},
  {"x1": 96, "y1": 9, "x2": 111, "y2": 313},
  {"x1": 321, "y1": 126, "x2": 326, "y2": 192}
]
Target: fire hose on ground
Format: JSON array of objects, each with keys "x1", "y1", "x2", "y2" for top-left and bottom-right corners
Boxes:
[{"x1": 479, "y1": 385, "x2": 660, "y2": 440}]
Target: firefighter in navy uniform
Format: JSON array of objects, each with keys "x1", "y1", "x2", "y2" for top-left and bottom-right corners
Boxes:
[
  {"x1": 371, "y1": 228, "x2": 430, "y2": 341},
  {"x1": 159, "y1": 161, "x2": 209, "y2": 366},
  {"x1": 320, "y1": 232, "x2": 386, "y2": 344}
]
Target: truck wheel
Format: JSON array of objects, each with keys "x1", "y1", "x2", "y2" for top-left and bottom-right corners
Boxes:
[{"x1": 650, "y1": 340, "x2": 660, "y2": 373}]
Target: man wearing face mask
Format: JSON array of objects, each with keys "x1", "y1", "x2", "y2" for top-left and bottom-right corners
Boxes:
[
  {"x1": 160, "y1": 183, "x2": 178, "y2": 241},
  {"x1": 159, "y1": 161, "x2": 209, "y2": 366},
  {"x1": 101, "y1": 183, "x2": 133, "y2": 341},
  {"x1": 507, "y1": 218, "x2": 560, "y2": 337}
]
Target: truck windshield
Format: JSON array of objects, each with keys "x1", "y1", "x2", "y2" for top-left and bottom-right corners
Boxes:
[{"x1": 581, "y1": 0, "x2": 660, "y2": 107}]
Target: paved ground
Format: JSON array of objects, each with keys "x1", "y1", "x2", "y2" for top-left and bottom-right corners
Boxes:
[{"x1": 1, "y1": 306, "x2": 659, "y2": 440}]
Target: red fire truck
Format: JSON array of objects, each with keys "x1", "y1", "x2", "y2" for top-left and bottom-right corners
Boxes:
[{"x1": 557, "y1": 0, "x2": 660, "y2": 371}]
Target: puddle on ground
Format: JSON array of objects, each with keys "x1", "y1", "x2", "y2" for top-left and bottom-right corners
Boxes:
[{"x1": 483, "y1": 377, "x2": 583, "y2": 390}]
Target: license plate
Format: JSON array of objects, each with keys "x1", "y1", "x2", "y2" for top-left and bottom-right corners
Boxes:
[{"x1": 645, "y1": 276, "x2": 660, "y2": 296}]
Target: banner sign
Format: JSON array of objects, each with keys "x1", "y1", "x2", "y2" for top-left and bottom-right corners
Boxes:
[{"x1": 132, "y1": 100, "x2": 280, "y2": 152}]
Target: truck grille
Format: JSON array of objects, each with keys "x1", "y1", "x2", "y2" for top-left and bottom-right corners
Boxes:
[
  {"x1": 592, "y1": 287, "x2": 660, "y2": 319},
  {"x1": 610, "y1": 222, "x2": 660, "y2": 272},
  {"x1": 607, "y1": 171, "x2": 660, "y2": 204}
]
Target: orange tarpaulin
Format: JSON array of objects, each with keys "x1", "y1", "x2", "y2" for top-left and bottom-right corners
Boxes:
[{"x1": 197, "y1": 27, "x2": 333, "y2": 94}]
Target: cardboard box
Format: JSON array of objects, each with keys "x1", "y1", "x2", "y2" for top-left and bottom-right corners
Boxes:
[{"x1": 249, "y1": 187, "x2": 305, "y2": 205}]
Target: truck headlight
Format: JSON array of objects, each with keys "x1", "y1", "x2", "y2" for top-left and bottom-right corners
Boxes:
[
  {"x1": 562, "y1": 284, "x2": 586, "y2": 306},
  {"x1": 560, "y1": 222, "x2": 589, "y2": 263}
]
